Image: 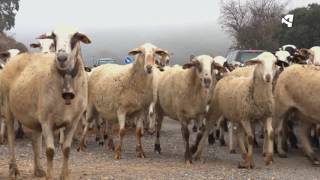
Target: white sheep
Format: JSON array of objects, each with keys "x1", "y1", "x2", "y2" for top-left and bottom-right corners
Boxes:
[
  {"x1": 273, "y1": 63, "x2": 320, "y2": 165},
  {"x1": 0, "y1": 49, "x2": 21, "y2": 144},
  {"x1": 195, "y1": 52, "x2": 277, "y2": 168},
  {"x1": 86, "y1": 43, "x2": 169, "y2": 159},
  {"x1": 0, "y1": 26, "x2": 91, "y2": 179},
  {"x1": 153, "y1": 55, "x2": 224, "y2": 163}
]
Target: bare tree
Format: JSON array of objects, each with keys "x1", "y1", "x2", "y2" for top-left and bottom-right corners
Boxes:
[{"x1": 219, "y1": 0, "x2": 287, "y2": 50}]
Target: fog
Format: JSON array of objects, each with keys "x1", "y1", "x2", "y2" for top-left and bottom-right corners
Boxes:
[{"x1": 7, "y1": 0, "x2": 320, "y2": 66}]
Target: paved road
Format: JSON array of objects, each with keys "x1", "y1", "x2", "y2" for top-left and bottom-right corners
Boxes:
[{"x1": 0, "y1": 119, "x2": 319, "y2": 179}]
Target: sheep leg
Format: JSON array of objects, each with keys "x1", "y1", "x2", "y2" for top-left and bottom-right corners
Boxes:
[
  {"x1": 15, "y1": 121, "x2": 25, "y2": 139},
  {"x1": 104, "y1": 119, "x2": 115, "y2": 151},
  {"x1": 115, "y1": 110, "x2": 126, "y2": 160},
  {"x1": 96, "y1": 115, "x2": 105, "y2": 146},
  {"x1": 263, "y1": 117, "x2": 274, "y2": 165},
  {"x1": 276, "y1": 119, "x2": 287, "y2": 158},
  {"x1": 136, "y1": 113, "x2": 146, "y2": 158},
  {"x1": 228, "y1": 121, "x2": 236, "y2": 153},
  {"x1": 181, "y1": 121, "x2": 192, "y2": 164},
  {"x1": 60, "y1": 115, "x2": 82, "y2": 180},
  {"x1": 236, "y1": 125, "x2": 247, "y2": 160},
  {"x1": 77, "y1": 107, "x2": 97, "y2": 151},
  {"x1": 31, "y1": 131, "x2": 46, "y2": 177},
  {"x1": 0, "y1": 118, "x2": 6, "y2": 144},
  {"x1": 154, "y1": 112, "x2": 163, "y2": 154},
  {"x1": 251, "y1": 122, "x2": 259, "y2": 148},
  {"x1": 219, "y1": 119, "x2": 226, "y2": 146},
  {"x1": 297, "y1": 122, "x2": 320, "y2": 166},
  {"x1": 59, "y1": 128, "x2": 65, "y2": 148},
  {"x1": 42, "y1": 122, "x2": 55, "y2": 180},
  {"x1": 5, "y1": 111, "x2": 20, "y2": 178},
  {"x1": 238, "y1": 121, "x2": 254, "y2": 169},
  {"x1": 77, "y1": 120, "x2": 89, "y2": 151}
]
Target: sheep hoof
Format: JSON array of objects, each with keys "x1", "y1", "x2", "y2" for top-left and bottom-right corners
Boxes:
[
  {"x1": 264, "y1": 153, "x2": 273, "y2": 165},
  {"x1": 9, "y1": 163, "x2": 20, "y2": 178},
  {"x1": 34, "y1": 168, "x2": 46, "y2": 177},
  {"x1": 95, "y1": 136, "x2": 100, "y2": 142},
  {"x1": 185, "y1": 160, "x2": 192, "y2": 166},
  {"x1": 229, "y1": 149, "x2": 236, "y2": 154},
  {"x1": 154, "y1": 144, "x2": 161, "y2": 154},
  {"x1": 0, "y1": 136, "x2": 4, "y2": 145},
  {"x1": 114, "y1": 153, "x2": 121, "y2": 160},
  {"x1": 99, "y1": 141, "x2": 104, "y2": 146},
  {"x1": 15, "y1": 128, "x2": 25, "y2": 139},
  {"x1": 136, "y1": 145, "x2": 146, "y2": 158},
  {"x1": 108, "y1": 140, "x2": 115, "y2": 151},
  {"x1": 208, "y1": 134, "x2": 215, "y2": 145},
  {"x1": 312, "y1": 160, "x2": 320, "y2": 166},
  {"x1": 238, "y1": 161, "x2": 254, "y2": 169},
  {"x1": 219, "y1": 139, "x2": 226, "y2": 146},
  {"x1": 308, "y1": 154, "x2": 320, "y2": 166},
  {"x1": 278, "y1": 153, "x2": 287, "y2": 158}
]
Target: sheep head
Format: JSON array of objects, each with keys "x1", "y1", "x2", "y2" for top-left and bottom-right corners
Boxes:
[
  {"x1": 128, "y1": 43, "x2": 169, "y2": 74},
  {"x1": 37, "y1": 26, "x2": 91, "y2": 72},
  {"x1": 183, "y1": 55, "x2": 225, "y2": 89},
  {"x1": 30, "y1": 39, "x2": 55, "y2": 53},
  {"x1": 245, "y1": 52, "x2": 277, "y2": 83}
]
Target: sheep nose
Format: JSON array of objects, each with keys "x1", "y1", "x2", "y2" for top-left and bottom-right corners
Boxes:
[
  {"x1": 57, "y1": 51, "x2": 68, "y2": 64},
  {"x1": 204, "y1": 78, "x2": 211, "y2": 88},
  {"x1": 265, "y1": 74, "x2": 271, "y2": 83},
  {"x1": 146, "y1": 65, "x2": 152, "y2": 74}
]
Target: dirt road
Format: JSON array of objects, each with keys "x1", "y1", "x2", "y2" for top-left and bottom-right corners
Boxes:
[{"x1": 0, "y1": 119, "x2": 319, "y2": 180}]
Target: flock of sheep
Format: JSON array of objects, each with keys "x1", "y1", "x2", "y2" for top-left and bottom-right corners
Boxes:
[{"x1": 0, "y1": 25, "x2": 320, "y2": 179}]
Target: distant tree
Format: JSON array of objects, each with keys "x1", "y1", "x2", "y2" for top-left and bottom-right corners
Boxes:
[
  {"x1": 276, "y1": 3, "x2": 320, "y2": 48},
  {"x1": 0, "y1": 0, "x2": 20, "y2": 32},
  {"x1": 219, "y1": 0, "x2": 287, "y2": 51}
]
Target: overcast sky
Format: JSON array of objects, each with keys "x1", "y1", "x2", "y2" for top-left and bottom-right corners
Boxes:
[
  {"x1": 12, "y1": 0, "x2": 320, "y2": 32},
  {"x1": 8, "y1": 0, "x2": 320, "y2": 65}
]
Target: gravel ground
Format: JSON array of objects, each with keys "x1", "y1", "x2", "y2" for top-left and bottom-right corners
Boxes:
[{"x1": 0, "y1": 118, "x2": 319, "y2": 180}]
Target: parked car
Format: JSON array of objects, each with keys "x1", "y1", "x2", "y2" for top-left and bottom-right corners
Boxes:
[
  {"x1": 93, "y1": 58, "x2": 117, "y2": 67},
  {"x1": 226, "y1": 50, "x2": 265, "y2": 66}
]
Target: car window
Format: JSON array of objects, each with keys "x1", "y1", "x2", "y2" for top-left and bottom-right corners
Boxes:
[
  {"x1": 238, "y1": 52, "x2": 263, "y2": 63},
  {"x1": 226, "y1": 51, "x2": 237, "y2": 62}
]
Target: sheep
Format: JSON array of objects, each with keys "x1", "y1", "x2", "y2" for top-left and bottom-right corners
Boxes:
[
  {"x1": 194, "y1": 52, "x2": 277, "y2": 168},
  {"x1": 0, "y1": 49, "x2": 22, "y2": 144},
  {"x1": 153, "y1": 55, "x2": 224, "y2": 164},
  {"x1": 273, "y1": 64, "x2": 320, "y2": 165},
  {"x1": 306, "y1": 46, "x2": 320, "y2": 65},
  {"x1": 30, "y1": 38, "x2": 55, "y2": 53},
  {"x1": 0, "y1": 26, "x2": 91, "y2": 179},
  {"x1": 86, "y1": 43, "x2": 169, "y2": 159}
]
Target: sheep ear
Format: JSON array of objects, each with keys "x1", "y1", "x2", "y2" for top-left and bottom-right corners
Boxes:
[
  {"x1": 212, "y1": 62, "x2": 227, "y2": 73},
  {"x1": 30, "y1": 43, "x2": 41, "y2": 48},
  {"x1": 36, "y1": 32, "x2": 53, "y2": 39},
  {"x1": 155, "y1": 48, "x2": 169, "y2": 57},
  {"x1": 84, "y1": 67, "x2": 92, "y2": 72},
  {"x1": 275, "y1": 60, "x2": 289, "y2": 67},
  {"x1": 0, "y1": 51, "x2": 10, "y2": 60},
  {"x1": 189, "y1": 55, "x2": 195, "y2": 61},
  {"x1": 74, "y1": 32, "x2": 91, "y2": 44},
  {"x1": 128, "y1": 48, "x2": 142, "y2": 56},
  {"x1": 245, "y1": 60, "x2": 261, "y2": 66},
  {"x1": 182, "y1": 63, "x2": 195, "y2": 69}
]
